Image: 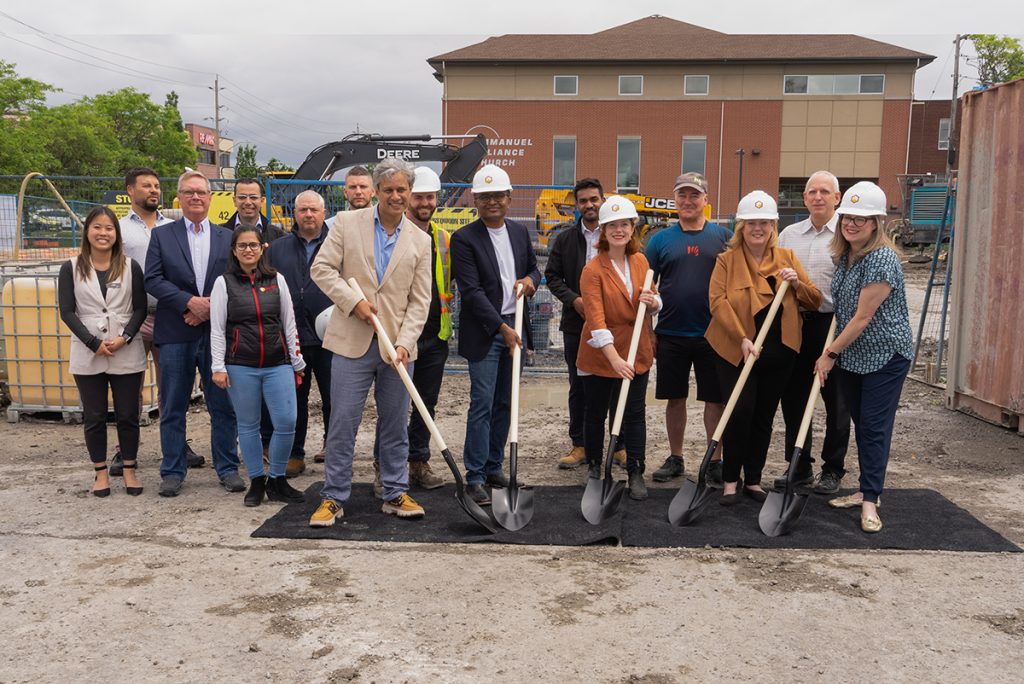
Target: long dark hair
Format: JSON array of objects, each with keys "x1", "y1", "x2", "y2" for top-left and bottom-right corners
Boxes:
[
  {"x1": 76, "y1": 206, "x2": 125, "y2": 283},
  {"x1": 226, "y1": 225, "x2": 277, "y2": 278}
]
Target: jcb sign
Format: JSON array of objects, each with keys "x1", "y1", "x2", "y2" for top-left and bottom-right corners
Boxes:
[
  {"x1": 376, "y1": 149, "x2": 421, "y2": 160},
  {"x1": 643, "y1": 197, "x2": 676, "y2": 211}
]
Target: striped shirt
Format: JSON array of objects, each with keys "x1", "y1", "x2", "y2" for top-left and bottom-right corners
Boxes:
[{"x1": 778, "y1": 214, "x2": 838, "y2": 313}]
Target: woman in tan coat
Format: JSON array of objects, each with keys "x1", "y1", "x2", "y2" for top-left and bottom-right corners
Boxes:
[
  {"x1": 706, "y1": 191, "x2": 822, "y2": 504},
  {"x1": 577, "y1": 197, "x2": 660, "y2": 500}
]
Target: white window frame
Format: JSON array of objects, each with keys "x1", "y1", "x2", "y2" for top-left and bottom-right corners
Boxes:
[
  {"x1": 616, "y1": 137, "x2": 641, "y2": 193},
  {"x1": 860, "y1": 74, "x2": 885, "y2": 94},
  {"x1": 552, "y1": 136, "x2": 577, "y2": 186},
  {"x1": 681, "y1": 136, "x2": 707, "y2": 176},
  {"x1": 684, "y1": 75, "x2": 710, "y2": 96},
  {"x1": 553, "y1": 75, "x2": 578, "y2": 96},
  {"x1": 785, "y1": 73, "x2": 886, "y2": 95},
  {"x1": 784, "y1": 75, "x2": 808, "y2": 95},
  {"x1": 938, "y1": 118, "x2": 951, "y2": 151},
  {"x1": 618, "y1": 75, "x2": 644, "y2": 96}
]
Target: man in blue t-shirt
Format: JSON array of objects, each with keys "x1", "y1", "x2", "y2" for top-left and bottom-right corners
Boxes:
[{"x1": 644, "y1": 172, "x2": 731, "y2": 485}]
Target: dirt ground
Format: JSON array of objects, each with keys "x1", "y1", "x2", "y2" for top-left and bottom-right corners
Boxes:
[{"x1": 2, "y1": 262, "x2": 1023, "y2": 682}]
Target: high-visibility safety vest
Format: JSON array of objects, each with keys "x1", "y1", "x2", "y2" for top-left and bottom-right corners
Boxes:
[{"x1": 433, "y1": 223, "x2": 454, "y2": 341}]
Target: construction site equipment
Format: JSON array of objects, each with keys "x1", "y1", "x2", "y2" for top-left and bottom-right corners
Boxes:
[
  {"x1": 760, "y1": 317, "x2": 836, "y2": 537},
  {"x1": 492, "y1": 284, "x2": 535, "y2": 532},
  {"x1": 911, "y1": 174, "x2": 956, "y2": 385},
  {"x1": 668, "y1": 281, "x2": 791, "y2": 526},
  {"x1": 581, "y1": 269, "x2": 654, "y2": 525},
  {"x1": 345, "y1": 278, "x2": 496, "y2": 533},
  {"x1": 893, "y1": 175, "x2": 956, "y2": 250}
]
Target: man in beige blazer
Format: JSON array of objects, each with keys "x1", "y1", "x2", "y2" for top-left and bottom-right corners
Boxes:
[{"x1": 308, "y1": 158, "x2": 432, "y2": 526}]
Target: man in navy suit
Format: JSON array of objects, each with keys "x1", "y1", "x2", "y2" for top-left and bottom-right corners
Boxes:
[
  {"x1": 450, "y1": 164, "x2": 540, "y2": 506},
  {"x1": 145, "y1": 170, "x2": 241, "y2": 497}
]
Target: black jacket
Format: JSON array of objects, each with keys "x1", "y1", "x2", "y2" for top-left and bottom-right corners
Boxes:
[
  {"x1": 221, "y1": 212, "x2": 287, "y2": 244},
  {"x1": 265, "y1": 224, "x2": 332, "y2": 347},
  {"x1": 544, "y1": 220, "x2": 590, "y2": 335},
  {"x1": 223, "y1": 271, "x2": 288, "y2": 368}
]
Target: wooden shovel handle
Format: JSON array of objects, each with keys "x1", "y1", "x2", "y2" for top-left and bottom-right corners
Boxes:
[
  {"x1": 509, "y1": 282, "x2": 525, "y2": 444},
  {"x1": 610, "y1": 269, "x2": 655, "y2": 437},
  {"x1": 794, "y1": 316, "x2": 837, "y2": 447}
]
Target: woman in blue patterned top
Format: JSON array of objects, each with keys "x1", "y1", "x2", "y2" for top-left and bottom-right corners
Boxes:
[{"x1": 813, "y1": 182, "x2": 913, "y2": 534}]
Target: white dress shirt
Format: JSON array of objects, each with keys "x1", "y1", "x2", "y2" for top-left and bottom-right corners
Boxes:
[
  {"x1": 581, "y1": 220, "x2": 601, "y2": 264},
  {"x1": 778, "y1": 213, "x2": 838, "y2": 313},
  {"x1": 185, "y1": 218, "x2": 212, "y2": 294},
  {"x1": 120, "y1": 209, "x2": 172, "y2": 307},
  {"x1": 486, "y1": 223, "x2": 517, "y2": 315}
]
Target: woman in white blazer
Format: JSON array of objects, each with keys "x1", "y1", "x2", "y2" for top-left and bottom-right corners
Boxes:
[{"x1": 58, "y1": 207, "x2": 149, "y2": 497}]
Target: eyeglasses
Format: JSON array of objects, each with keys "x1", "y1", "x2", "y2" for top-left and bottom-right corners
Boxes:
[
  {"x1": 235, "y1": 242, "x2": 263, "y2": 252},
  {"x1": 475, "y1": 193, "x2": 508, "y2": 204},
  {"x1": 180, "y1": 190, "x2": 210, "y2": 198},
  {"x1": 840, "y1": 215, "x2": 870, "y2": 227},
  {"x1": 235, "y1": 194, "x2": 261, "y2": 201}
]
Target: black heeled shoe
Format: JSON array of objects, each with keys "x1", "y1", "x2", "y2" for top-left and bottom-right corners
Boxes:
[
  {"x1": 93, "y1": 464, "x2": 111, "y2": 498},
  {"x1": 122, "y1": 461, "x2": 143, "y2": 496}
]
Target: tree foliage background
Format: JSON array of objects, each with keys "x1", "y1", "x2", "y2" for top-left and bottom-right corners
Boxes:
[
  {"x1": 968, "y1": 35, "x2": 1024, "y2": 87},
  {"x1": 0, "y1": 61, "x2": 196, "y2": 177}
]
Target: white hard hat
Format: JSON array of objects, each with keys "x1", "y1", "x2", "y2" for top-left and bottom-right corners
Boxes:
[
  {"x1": 471, "y1": 164, "x2": 512, "y2": 193},
  {"x1": 315, "y1": 307, "x2": 334, "y2": 341},
  {"x1": 598, "y1": 195, "x2": 639, "y2": 225},
  {"x1": 736, "y1": 190, "x2": 779, "y2": 221},
  {"x1": 837, "y1": 181, "x2": 887, "y2": 217},
  {"x1": 412, "y1": 167, "x2": 441, "y2": 193}
]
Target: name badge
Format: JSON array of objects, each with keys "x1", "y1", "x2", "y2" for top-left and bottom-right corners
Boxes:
[{"x1": 107, "y1": 282, "x2": 122, "y2": 289}]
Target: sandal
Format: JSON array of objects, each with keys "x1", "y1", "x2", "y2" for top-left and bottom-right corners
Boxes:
[
  {"x1": 828, "y1": 494, "x2": 881, "y2": 509},
  {"x1": 861, "y1": 514, "x2": 883, "y2": 533},
  {"x1": 92, "y1": 464, "x2": 111, "y2": 498},
  {"x1": 122, "y1": 461, "x2": 143, "y2": 496}
]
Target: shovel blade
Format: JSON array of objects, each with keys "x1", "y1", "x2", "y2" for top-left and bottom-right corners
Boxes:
[
  {"x1": 581, "y1": 475, "x2": 626, "y2": 525},
  {"x1": 668, "y1": 478, "x2": 716, "y2": 526},
  {"x1": 438, "y1": 449, "x2": 498, "y2": 534},
  {"x1": 491, "y1": 485, "x2": 535, "y2": 531},
  {"x1": 758, "y1": 490, "x2": 809, "y2": 537}
]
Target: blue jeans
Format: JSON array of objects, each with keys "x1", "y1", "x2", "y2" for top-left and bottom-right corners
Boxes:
[
  {"x1": 463, "y1": 333, "x2": 513, "y2": 485},
  {"x1": 226, "y1": 364, "x2": 296, "y2": 478},
  {"x1": 158, "y1": 337, "x2": 238, "y2": 481},
  {"x1": 321, "y1": 345, "x2": 413, "y2": 504},
  {"x1": 839, "y1": 354, "x2": 910, "y2": 504}
]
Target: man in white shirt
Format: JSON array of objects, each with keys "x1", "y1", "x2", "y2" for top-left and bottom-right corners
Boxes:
[{"x1": 775, "y1": 170, "x2": 851, "y2": 494}]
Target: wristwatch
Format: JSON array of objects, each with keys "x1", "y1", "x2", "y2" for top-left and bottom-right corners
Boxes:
[
  {"x1": 122, "y1": 334, "x2": 133, "y2": 346},
  {"x1": 826, "y1": 347, "x2": 840, "y2": 360}
]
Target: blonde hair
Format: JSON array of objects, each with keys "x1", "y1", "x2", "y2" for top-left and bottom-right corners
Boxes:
[
  {"x1": 829, "y1": 215, "x2": 902, "y2": 263},
  {"x1": 727, "y1": 218, "x2": 778, "y2": 252},
  {"x1": 177, "y1": 170, "x2": 210, "y2": 194}
]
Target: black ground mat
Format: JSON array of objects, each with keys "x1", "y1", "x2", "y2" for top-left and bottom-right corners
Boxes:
[
  {"x1": 252, "y1": 483, "x2": 1019, "y2": 553},
  {"x1": 251, "y1": 482, "x2": 621, "y2": 546},
  {"x1": 622, "y1": 487, "x2": 1021, "y2": 552}
]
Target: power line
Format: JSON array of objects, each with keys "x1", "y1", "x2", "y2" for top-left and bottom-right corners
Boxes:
[
  {"x1": 219, "y1": 76, "x2": 342, "y2": 128},
  {"x1": 218, "y1": 92, "x2": 339, "y2": 138},
  {"x1": 927, "y1": 42, "x2": 954, "y2": 99}
]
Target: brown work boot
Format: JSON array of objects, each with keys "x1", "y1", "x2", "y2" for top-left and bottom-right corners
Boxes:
[
  {"x1": 285, "y1": 458, "x2": 306, "y2": 478},
  {"x1": 558, "y1": 446, "x2": 586, "y2": 470},
  {"x1": 372, "y1": 459, "x2": 383, "y2": 499},
  {"x1": 409, "y1": 461, "x2": 444, "y2": 489},
  {"x1": 313, "y1": 450, "x2": 326, "y2": 463},
  {"x1": 613, "y1": 449, "x2": 627, "y2": 468}
]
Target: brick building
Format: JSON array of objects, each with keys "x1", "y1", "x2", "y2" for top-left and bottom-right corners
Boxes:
[
  {"x1": 429, "y1": 16, "x2": 934, "y2": 218},
  {"x1": 184, "y1": 123, "x2": 234, "y2": 179},
  {"x1": 907, "y1": 100, "x2": 960, "y2": 176}
]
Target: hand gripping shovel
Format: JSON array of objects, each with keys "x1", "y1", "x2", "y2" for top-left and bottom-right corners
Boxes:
[
  {"x1": 581, "y1": 269, "x2": 655, "y2": 525},
  {"x1": 668, "y1": 280, "x2": 791, "y2": 526},
  {"x1": 492, "y1": 283, "x2": 535, "y2": 531},
  {"x1": 347, "y1": 279, "x2": 497, "y2": 534},
  {"x1": 759, "y1": 316, "x2": 837, "y2": 537}
]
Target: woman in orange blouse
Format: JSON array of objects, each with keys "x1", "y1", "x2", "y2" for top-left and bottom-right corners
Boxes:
[
  {"x1": 576, "y1": 197, "x2": 660, "y2": 501},
  {"x1": 705, "y1": 191, "x2": 822, "y2": 504}
]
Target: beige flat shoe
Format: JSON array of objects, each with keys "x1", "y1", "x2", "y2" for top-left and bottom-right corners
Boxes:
[
  {"x1": 828, "y1": 494, "x2": 881, "y2": 509},
  {"x1": 861, "y1": 515, "x2": 883, "y2": 533}
]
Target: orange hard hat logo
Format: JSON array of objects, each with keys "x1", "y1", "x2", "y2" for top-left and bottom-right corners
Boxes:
[
  {"x1": 611, "y1": 204, "x2": 620, "y2": 212},
  {"x1": 484, "y1": 176, "x2": 493, "y2": 184},
  {"x1": 754, "y1": 200, "x2": 764, "y2": 208},
  {"x1": 851, "y1": 195, "x2": 860, "y2": 203}
]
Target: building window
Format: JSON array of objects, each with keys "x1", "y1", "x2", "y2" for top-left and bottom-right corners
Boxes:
[
  {"x1": 552, "y1": 137, "x2": 576, "y2": 186},
  {"x1": 219, "y1": 152, "x2": 232, "y2": 168},
  {"x1": 198, "y1": 148, "x2": 216, "y2": 165},
  {"x1": 553, "y1": 75, "x2": 578, "y2": 96},
  {"x1": 618, "y1": 75, "x2": 643, "y2": 96},
  {"x1": 784, "y1": 73, "x2": 886, "y2": 95},
  {"x1": 616, "y1": 137, "x2": 641, "y2": 193},
  {"x1": 684, "y1": 75, "x2": 709, "y2": 96},
  {"x1": 681, "y1": 137, "x2": 707, "y2": 176},
  {"x1": 938, "y1": 118, "x2": 951, "y2": 150}
]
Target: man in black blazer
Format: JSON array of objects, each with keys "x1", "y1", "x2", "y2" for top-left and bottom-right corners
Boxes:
[
  {"x1": 450, "y1": 165, "x2": 540, "y2": 506},
  {"x1": 145, "y1": 170, "x2": 240, "y2": 497},
  {"x1": 220, "y1": 178, "x2": 286, "y2": 244}
]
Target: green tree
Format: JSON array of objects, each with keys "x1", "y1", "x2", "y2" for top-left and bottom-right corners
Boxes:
[
  {"x1": 0, "y1": 60, "x2": 57, "y2": 114},
  {"x1": 235, "y1": 144, "x2": 259, "y2": 178},
  {"x1": 90, "y1": 87, "x2": 196, "y2": 176},
  {"x1": 265, "y1": 157, "x2": 294, "y2": 172},
  {"x1": 969, "y1": 34, "x2": 1024, "y2": 86},
  {"x1": 18, "y1": 102, "x2": 124, "y2": 176}
]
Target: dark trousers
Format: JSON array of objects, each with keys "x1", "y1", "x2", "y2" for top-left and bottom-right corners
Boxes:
[
  {"x1": 73, "y1": 372, "x2": 145, "y2": 464},
  {"x1": 582, "y1": 372, "x2": 649, "y2": 474},
  {"x1": 716, "y1": 346, "x2": 795, "y2": 486},
  {"x1": 407, "y1": 336, "x2": 449, "y2": 463},
  {"x1": 839, "y1": 354, "x2": 910, "y2": 504},
  {"x1": 780, "y1": 311, "x2": 851, "y2": 475},
  {"x1": 563, "y1": 332, "x2": 586, "y2": 446},
  {"x1": 292, "y1": 344, "x2": 333, "y2": 460}
]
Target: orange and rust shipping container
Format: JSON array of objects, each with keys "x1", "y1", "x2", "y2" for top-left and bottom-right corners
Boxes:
[{"x1": 947, "y1": 77, "x2": 1024, "y2": 434}]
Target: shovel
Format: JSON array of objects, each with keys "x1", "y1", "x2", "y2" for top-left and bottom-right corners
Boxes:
[
  {"x1": 759, "y1": 316, "x2": 837, "y2": 537},
  {"x1": 668, "y1": 280, "x2": 791, "y2": 526},
  {"x1": 492, "y1": 283, "x2": 536, "y2": 531},
  {"x1": 581, "y1": 269, "x2": 655, "y2": 525},
  {"x1": 347, "y1": 278, "x2": 497, "y2": 534}
]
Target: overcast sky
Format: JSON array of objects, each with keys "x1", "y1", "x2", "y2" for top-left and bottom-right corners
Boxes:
[{"x1": 2, "y1": 1, "x2": 1021, "y2": 169}]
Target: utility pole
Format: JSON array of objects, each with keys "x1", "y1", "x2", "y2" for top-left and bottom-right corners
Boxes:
[
  {"x1": 947, "y1": 35, "x2": 966, "y2": 176},
  {"x1": 211, "y1": 74, "x2": 224, "y2": 178}
]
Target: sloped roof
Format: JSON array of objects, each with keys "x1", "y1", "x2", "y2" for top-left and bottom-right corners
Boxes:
[{"x1": 429, "y1": 16, "x2": 933, "y2": 66}]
